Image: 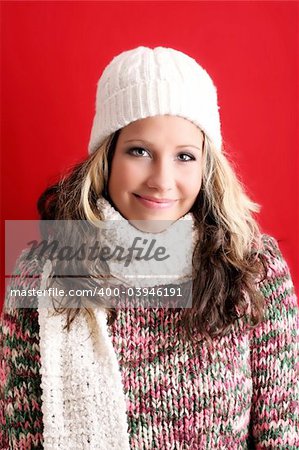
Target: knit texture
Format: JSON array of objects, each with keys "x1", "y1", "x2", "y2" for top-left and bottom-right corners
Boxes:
[
  {"x1": 1, "y1": 235, "x2": 299, "y2": 449},
  {"x1": 88, "y1": 46, "x2": 222, "y2": 153},
  {"x1": 0, "y1": 255, "x2": 44, "y2": 449},
  {"x1": 38, "y1": 291, "x2": 130, "y2": 450},
  {"x1": 95, "y1": 196, "x2": 196, "y2": 288}
]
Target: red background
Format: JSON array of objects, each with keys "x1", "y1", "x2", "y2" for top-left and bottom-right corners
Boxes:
[{"x1": 1, "y1": 1, "x2": 298, "y2": 308}]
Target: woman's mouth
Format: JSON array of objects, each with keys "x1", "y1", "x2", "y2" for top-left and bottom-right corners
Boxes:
[{"x1": 133, "y1": 193, "x2": 177, "y2": 209}]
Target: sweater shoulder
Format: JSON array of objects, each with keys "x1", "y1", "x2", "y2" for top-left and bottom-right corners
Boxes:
[
  {"x1": 258, "y1": 233, "x2": 293, "y2": 281},
  {"x1": 4, "y1": 248, "x2": 44, "y2": 310},
  {"x1": 256, "y1": 234, "x2": 297, "y2": 320},
  {"x1": 1, "y1": 247, "x2": 42, "y2": 348},
  {"x1": 260, "y1": 233, "x2": 283, "y2": 260}
]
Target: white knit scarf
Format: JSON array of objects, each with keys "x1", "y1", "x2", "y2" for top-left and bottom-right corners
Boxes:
[{"x1": 38, "y1": 198, "x2": 196, "y2": 450}]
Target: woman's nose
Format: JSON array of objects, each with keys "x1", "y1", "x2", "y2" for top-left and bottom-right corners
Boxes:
[{"x1": 146, "y1": 159, "x2": 174, "y2": 192}]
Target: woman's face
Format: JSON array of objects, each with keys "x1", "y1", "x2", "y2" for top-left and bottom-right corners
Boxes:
[{"x1": 108, "y1": 115, "x2": 204, "y2": 221}]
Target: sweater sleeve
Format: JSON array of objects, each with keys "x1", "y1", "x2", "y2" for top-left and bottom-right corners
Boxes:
[
  {"x1": 0, "y1": 252, "x2": 44, "y2": 450},
  {"x1": 249, "y1": 235, "x2": 299, "y2": 449}
]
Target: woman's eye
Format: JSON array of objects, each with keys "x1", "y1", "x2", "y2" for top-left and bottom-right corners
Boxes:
[
  {"x1": 177, "y1": 153, "x2": 195, "y2": 162},
  {"x1": 128, "y1": 147, "x2": 150, "y2": 157}
]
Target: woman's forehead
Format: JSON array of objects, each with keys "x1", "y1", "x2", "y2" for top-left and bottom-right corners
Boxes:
[{"x1": 118, "y1": 115, "x2": 203, "y2": 144}]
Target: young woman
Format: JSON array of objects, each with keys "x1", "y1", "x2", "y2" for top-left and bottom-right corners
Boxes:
[{"x1": 1, "y1": 46, "x2": 298, "y2": 450}]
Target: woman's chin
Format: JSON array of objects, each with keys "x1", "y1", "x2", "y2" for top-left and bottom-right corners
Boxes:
[{"x1": 129, "y1": 218, "x2": 175, "y2": 233}]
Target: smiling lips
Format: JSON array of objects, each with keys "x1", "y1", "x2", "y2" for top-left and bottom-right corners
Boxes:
[{"x1": 133, "y1": 193, "x2": 177, "y2": 209}]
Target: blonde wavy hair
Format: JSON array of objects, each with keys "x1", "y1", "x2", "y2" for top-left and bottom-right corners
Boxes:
[{"x1": 38, "y1": 130, "x2": 266, "y2": 340}]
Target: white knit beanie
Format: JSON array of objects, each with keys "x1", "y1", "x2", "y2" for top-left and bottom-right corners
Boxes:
[{"x1": 88, "y1": 46, "x2": 222, "y2": 154}]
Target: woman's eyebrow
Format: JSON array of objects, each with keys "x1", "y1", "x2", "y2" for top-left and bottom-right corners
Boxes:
[
  {"x1": 123, "y1": 139, "x2": 201, "y2": 151},
  {"x1": 177, "y1": 144, "x2": 201, "y2": 151}
]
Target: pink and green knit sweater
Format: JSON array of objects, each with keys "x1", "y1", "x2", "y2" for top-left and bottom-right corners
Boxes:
[{"x1": 1, "y1": 235, "x2": 299, "y2": 449}]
